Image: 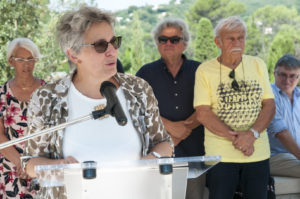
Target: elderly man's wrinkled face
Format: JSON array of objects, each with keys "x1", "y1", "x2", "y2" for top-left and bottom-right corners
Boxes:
[
  {"x1": 215, "y1": 28, "x2": 245, "y2": 60},
  {"x1": 275, "y1": 66, "x2": 300, "y2": 95},
  {"x1": 157, "y1": 27, "x2": 185, "y2": 60}
]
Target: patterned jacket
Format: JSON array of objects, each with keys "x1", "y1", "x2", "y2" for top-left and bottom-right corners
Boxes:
[{"x1": 22, "y1": 72, "x2": 173, "y2": 199}]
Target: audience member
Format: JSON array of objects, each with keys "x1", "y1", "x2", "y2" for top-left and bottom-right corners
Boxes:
[
  {"x1": 136, "y1": 18, "x2": 205, "y2": 199},
  {"x1": 0, "y1": 38, "x2": 45, "y2": 198},
  {"x1": 267, "y1": 54, "x2": 300, "y2": 178},
  {"x1": 194, "y1": 16, "x2": 275, "y2": 199}
]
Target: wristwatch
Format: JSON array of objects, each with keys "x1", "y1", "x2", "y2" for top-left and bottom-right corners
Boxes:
[
  {"x1": 250, "y1": 128, "x2": 260, "y2": 139},
  {"x1": 150, "y1": 151, "x2": 162, "y2": 158}
]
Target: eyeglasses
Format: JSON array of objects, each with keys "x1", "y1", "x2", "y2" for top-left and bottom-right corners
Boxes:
[
  {"x1": 158, "y1": 36, "x2": 183, "y2": 44},
  {"x1": 11, "y1": 57, "x2": 38, "y2": 63},
  {"x1": 276, "y1": 72, "x2": 300, "y2": 81},
  {"x1": 82, "y1": 36, "x2": 122, "y2": 53},
  {"x1": 229, "y1": 69, "x2": 240, "y2": 91}
]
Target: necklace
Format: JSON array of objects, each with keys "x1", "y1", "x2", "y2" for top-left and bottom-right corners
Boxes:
[
  {"x1": 13, "y1": 79, "x2": 36, "y2": 91},
  {"x1": 21, "y1": 86, "x2": 33, "y2": 90}
]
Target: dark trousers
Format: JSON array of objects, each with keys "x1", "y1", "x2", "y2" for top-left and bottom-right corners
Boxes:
[{"x1": 206, "y1": 159, "x2": 270, "y2": 199}]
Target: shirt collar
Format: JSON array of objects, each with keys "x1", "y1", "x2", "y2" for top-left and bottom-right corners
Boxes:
[
  {"x1": 294, "y1": 87, "x2": 300, "y2": 97},
  {"x1": 159, "y1": 54, "x2": 187, "y2": 71},
  {"x1": 273, "y1": 83, "x2": 300, "y2": 97}
]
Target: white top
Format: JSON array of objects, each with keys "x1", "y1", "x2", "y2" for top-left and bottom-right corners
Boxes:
[{"x1": 63, "y1": 82, "x2": 142, "y2": 163}]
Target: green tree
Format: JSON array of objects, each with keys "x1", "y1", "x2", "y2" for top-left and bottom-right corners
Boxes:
[
  {"x1": 244, "y1": 18, "x2": 264, "y2": 57},
  {"x1": 193, "y1": 17, "x2": 218, "y2": 61},
  {"x1": 251, "y1": 5, "x2": 300, "y2": 35},
  {"x1": 128, "y1": 12, "x2": 146, "y2": 74},
  {"x1": 238, "y1": 0, "x2": 300, "y2": 16},
  {"x1": 246, "y1": 5, "x2": 300, "y2": 64},
  {"x1": 267, "y1": 25, "x2": 300, "y2": 82},
  {"x1": 186, "y1": 0, "x2": 246, "y2": 29},
  {"x1": 34, "y1": 12, "x2": 67, "y2": 81},
  {"x1": 0, "y1": 0, "x2": 49, "y2": 84}
]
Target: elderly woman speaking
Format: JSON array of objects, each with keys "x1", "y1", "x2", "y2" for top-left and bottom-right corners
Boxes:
[{"x1": 22, "y1": 6, "x2": 173, "y2": 199}]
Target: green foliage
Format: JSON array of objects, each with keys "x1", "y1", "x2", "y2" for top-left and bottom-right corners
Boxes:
[
  {"x1": 245, "y1": 4, "x2": 300, "y2": 79},
  {"x1": 1, "y1": 0, "x2": 300, "y2": 83},
  {"x1": 126, "y1": 12, "x2": 146, "y2": 74},
  {"x1": 186, "y1": 0, "x2": 246, "y2": 29},
  {"x1": 267, "y1": 25, "x2": 300, "y2": 82},
  {"x1": 238, "y1": 0, "x2": 300, "y2": 16},
  {"x1": 34, "y1": 12, "x2": 68, "y2": 81},
  {"x1": 193, "y1": 18, "x2": 218, "y2": 62},
  {"x1": 244, "y1": 17, "x2": 265, "y2": 57},
  {"x1": 251, "y1": 5, "x2": 300, "y2": 34}
]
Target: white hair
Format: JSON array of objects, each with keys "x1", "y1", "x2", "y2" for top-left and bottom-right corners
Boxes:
[
  {"x1": 214, "y1": 16, "x2": 247, "y2": 38},
  {"x1": 6, "y1": 38, "x2": 41, "y2": 62}
]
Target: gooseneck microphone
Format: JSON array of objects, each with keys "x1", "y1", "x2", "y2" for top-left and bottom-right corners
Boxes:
[{"x1": 100, "y1": 81, "x2": 127, "y2": 126}]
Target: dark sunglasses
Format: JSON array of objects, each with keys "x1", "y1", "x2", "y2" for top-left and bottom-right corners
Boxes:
[
  {"x1": 158, "y1": 36, "x2": 183, "y2": 44},
  {"x1": 82, "y1": 36, "x2": 122, "y2": 53},
  {"x1": 229, "y1": 70, "x2": 240, "y2": 91}
]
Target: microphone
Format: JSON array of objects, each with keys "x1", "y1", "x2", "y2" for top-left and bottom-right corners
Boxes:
[{"x1": 100, "y1": 81, "x2": 127, "y2": 126}]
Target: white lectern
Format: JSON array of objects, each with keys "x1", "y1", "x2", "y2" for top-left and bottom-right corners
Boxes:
[{"x1": 35, "y1": 156, "x2": 220, "y2": 199}]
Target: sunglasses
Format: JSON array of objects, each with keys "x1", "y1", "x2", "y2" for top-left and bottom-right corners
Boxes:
[
  {"x1": 158, "y1": 36, "x2": 183, "y2": 44},
  {"x1": 229, "y1": 69, "x2": 240, "y2": 91},
  {"x1": 82, "y1": 36, "x2": 122, "y2": 53}
]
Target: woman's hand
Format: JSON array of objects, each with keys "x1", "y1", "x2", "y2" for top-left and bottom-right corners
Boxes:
[
  {"x1": 16, "y1": 162, "x2": 30, "y2": 179},
  {"x1": 60, "y1": 156, "x2": 79, "y2": 164},
  {"x1": 25, "y1": 156, "x2": 79, "y2": 178}
]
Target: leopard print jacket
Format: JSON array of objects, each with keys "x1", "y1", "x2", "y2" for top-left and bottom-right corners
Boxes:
[{"x1": 21, "y1": 72, "x2": 173, "y2": 199}]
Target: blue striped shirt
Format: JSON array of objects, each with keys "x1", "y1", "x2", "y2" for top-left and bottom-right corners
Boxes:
[{"x1": 267, "y1": 84, "x2": 300, "y2": 156}]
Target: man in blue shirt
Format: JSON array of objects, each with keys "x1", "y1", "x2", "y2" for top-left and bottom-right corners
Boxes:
[
  {"x1": 267, "y1": 54, "x2": 300, "y2": 177},
  {"x1": 136, "y1": 18, "x2": 204, "y2": 199}
]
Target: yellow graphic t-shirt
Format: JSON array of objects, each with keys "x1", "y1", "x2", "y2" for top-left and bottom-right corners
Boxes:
[{"x1": 194, "y1": 55, "x2": 274, "y2": 163}]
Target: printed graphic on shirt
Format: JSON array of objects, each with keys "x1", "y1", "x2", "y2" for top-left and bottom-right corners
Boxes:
[{"x1": 217, "y1": 79, "x2": 263, "y2": 131}]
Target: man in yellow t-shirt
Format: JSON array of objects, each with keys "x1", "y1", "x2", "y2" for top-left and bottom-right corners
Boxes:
[{"x1": 194, "y1": 16, "x2": 275, "y2": 199}]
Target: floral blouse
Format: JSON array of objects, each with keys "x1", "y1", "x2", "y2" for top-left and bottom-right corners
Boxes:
[{"x1": 0, "y1": 80, "x2": 45, "y2": 199}]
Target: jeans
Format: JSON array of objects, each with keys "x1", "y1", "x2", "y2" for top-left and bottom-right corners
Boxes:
[{"x1": 206, "y1": 159, "x2": 270, "y2": 199}]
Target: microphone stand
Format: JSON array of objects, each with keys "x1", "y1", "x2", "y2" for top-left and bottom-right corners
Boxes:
[{"x1": 0, "y1": 108, "x2": 107, "y2": 150}]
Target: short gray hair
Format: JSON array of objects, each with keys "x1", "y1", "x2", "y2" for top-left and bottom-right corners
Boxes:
[
  {"x1": 6, "y1": 38, "x2": 41, "y2": 62},
  {"x1": 56, "y1": 6, "x2": 115, "y2": 55},
  {"x1": 153, "y1": 18, "x2": 190, "y2": 46},
  {"x1": 214, "y1": 16, "x2": 247, "y2": 38},
  {"x1": 275, "y1": 54, "x2": 300, "y2": 71}
]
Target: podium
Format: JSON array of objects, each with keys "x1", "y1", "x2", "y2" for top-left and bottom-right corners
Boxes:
[{"x1": 35, "y1": 156, "x2": 220, "y2": 199}]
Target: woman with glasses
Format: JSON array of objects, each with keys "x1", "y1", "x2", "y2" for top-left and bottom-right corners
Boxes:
[
  {"x1": 0, "y1": 38, "x2": 45, "y2": 198},
  {"x1": 22, "y1": 6, "x2": 172, "y2": 198}
]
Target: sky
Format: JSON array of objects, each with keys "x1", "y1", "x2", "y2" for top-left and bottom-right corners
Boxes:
[
  {"x1": 50, "y1": 0, "x2": 172, "y2": 12},
  {"x1": 95, "y1": 0, "x2": 171, "y2": 11}
]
